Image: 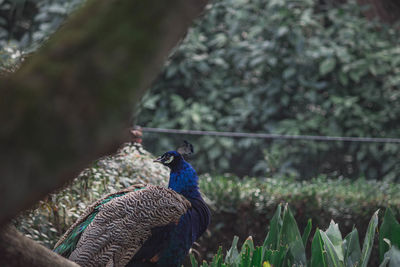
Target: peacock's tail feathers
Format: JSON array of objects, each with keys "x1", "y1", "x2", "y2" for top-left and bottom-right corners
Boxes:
[
  {"x1": 53, "y1": 184, "x2": 146, "y2": 256},
  {"x1": 54, "y1": 184, "x2": 191, "y2": 267}
]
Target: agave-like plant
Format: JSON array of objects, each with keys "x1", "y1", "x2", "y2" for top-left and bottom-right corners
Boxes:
[{"x1": 191, "y1": 204, "x2": 400, "y2": 267}]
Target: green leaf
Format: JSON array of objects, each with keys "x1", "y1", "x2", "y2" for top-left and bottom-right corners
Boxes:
[
  {"x1": 263, "y1": 246, "x2": 288, "y2": 267},
  {"x1": 343, "y1": 229, "x2": 361, "y2": 267},
  {"x1": 279, "y1": 204, "x2": 306, "y2": 265},
  {"x1": 379, "y1": 208, "x2": 400, "y2": 262},
  {"x1": 388, "y1": 246, "x2": 400, "y2": 267},
  {"x1": 263, "y1": 204, "x2": 283, "y2": 250},
  {"x1": 240, "y1": 236, "x2": 255, "y2": 255},
  {"x1": 302, "y1": 219, "x2": 312, "y2": 247},
  {"x1": 250, "y1": 246, "x2": 263, "y2": 267},
  {"x1": 311, "y1": 229, "x2": 327, "y2": 267},
  {"x1": 225, "y1": 236, "x2": 240, "y2": 265},
  {"x1": 190, "y1": 252, "x2": 199, "y2": 267},
  {"x1": 360, "y1": 210, "x2": 379, "y2": 267},
  {"x1": 240, "y1": 245, "x2": 252, "y2": 267},
  {"x1": 320, "y1": 58, "x2": 336, "y2": 75},
  {"x1": 283, "y1": 67, "x2": 296, "y2": 79},
  {"x1": 325, "y1": 220, "x2": 344, "y2": 261},
  {"x1": 379, "y1": 245, "x2": 400, "y2": 267},
  {"x1": 320, "y1": 230, "x2": 344, "y2": 267},
  {"x1": 211, "y1": 247, "x2": 223, "y2": 267}
]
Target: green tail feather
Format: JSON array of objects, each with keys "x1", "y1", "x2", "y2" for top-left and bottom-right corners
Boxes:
[
  {"x1": 54, "y1": 212, "x2": 98, "y2": 257},
  {"x1": 53, "y1": 192, "x2": 127, "y2": 257}
]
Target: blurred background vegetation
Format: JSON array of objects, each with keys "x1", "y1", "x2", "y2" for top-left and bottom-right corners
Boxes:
[
  {"x1": 138, "y1": 0, "x2": 400, "y2": 181},
  {"x1": 1, "y1": 0, "x2": 400, "y2": 265}
]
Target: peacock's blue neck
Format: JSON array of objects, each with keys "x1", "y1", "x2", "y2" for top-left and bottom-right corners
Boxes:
[{"x1": 168, "y1": 160, "x2": 201, "y2": 199}]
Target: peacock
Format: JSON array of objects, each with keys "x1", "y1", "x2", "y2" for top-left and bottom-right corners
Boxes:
[{"x1": 53, "y1": 141, "x2": 211, "y2": 267}]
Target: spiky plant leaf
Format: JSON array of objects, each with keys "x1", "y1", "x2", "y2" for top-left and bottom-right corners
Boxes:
[
  {"x1": 388, "y1": 246, "x2": 400, "y2": 267},
  {"x1": 360, "y1": 210, "x2": 379, "y2": 267},
  {"x1": 320, "y1": 230, "x2": 344, "y2": 267},
  {"x1": 250, "y1": 246, "x2": 263, "y2": 267},
  {"x1": 343, "y1": 228, "x2": 361, "y2": 267},
  {"x1": 263, "y1": 245, "x2": 287, "y2": 267},
  {"x1": 211, "y1": 247, "x2": 223, "y2": 267},
  {"x1": 240, "y1": 236, "x2": 255, "y2": 255},
  {"x1": 263, "y1": 204, "x2": 283, "y2": 250},
  {"x1": 225, "y1": 236, "x2": 240, "y2": 266},
  {"x1": 279, "y1": 204, "x2": 306, "y2": 265},
  {"x1": 302, "y1": 219, "x2": 312, "y2": 247},
  {"x1": 311, "y1": 229, "x2": 327, "y2": 267},
  {"x1": 379, "y1": 245, "x2": 400, "y2": 267},
  {"x1": 240, "y1": 245, "x2": 252, "y2": 267},
  {"x1": 325, "y1": 220, "x2": 344, "y2": 261},
  {"x1": 190, "y1": 252, "x2": 199, "y2": 267},
  {"x1": 379, "y1": 208, "x2": 400, "y2": 262}
]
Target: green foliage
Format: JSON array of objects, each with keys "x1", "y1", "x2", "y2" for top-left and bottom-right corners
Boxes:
[
  {"x1": 200, "y1": 175, "x2": 399, "y2": 265},
  {"x1": 379, "y1": 209, "x2": 400, "y2": 262},
  {"x1": 194, "y1": 206, "x2": 400, "y2": 267},
  {"x1": 201, "y1": 175, "x2": 400, "y2": 216},
  {"x1": 0, "y1": 0, "x2": 83, "y2": 73},
  {"x1": 14, "y1": 143, "x2": 169, "y2": 248},
  {"x1": 0, "y1": 0, "x2": 83, "y2": 49},
  {"x1": 138, "y1": 0, "x2": 400, "y2": 180},
  {"x1": 13, "y1": 145, "x2": 400, "y2": 265}
]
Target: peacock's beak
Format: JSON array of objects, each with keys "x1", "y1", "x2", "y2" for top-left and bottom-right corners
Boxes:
[{"x1": 154, "y1": 157, "x2": 163, "y2": 163}]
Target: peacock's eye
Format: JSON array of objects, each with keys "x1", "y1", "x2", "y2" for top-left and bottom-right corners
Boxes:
[{"x1": 164, "y1": 155, "x2": 174, "y2": 164}]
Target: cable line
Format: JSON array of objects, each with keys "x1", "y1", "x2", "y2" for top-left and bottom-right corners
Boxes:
[{"x1": 141, "y1": 127, "x2": 400, "y2": 144}]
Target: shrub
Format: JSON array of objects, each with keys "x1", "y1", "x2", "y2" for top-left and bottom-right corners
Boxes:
[
  {"x1": 197, "y1": 175, "x2": 400, "y2": 264},
  {"x1": 138, "y1": 0, "x2": 400, "y2": 180},
  {"x1": 192, "y1": 205, "x2": 400, "y2": 267}
]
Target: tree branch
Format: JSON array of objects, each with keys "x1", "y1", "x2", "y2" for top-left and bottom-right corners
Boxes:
[
  {"x1": 0, "y1": 225, "x2": 79, "y2": 267},
  {"x1": 0, "y1": 0, "x2": 208, "y2": 227}
]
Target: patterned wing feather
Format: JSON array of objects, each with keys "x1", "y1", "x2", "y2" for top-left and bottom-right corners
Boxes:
[
  {"x1": 64, "y1": 185, "x2": 191, "y2": 267},
  {"x1": 53, "y1": 184, "x2": 145, "y2": 256}
]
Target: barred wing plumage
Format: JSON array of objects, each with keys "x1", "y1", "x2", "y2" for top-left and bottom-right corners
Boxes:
[{"x1": 54, "y1": 184, "x2": 191, "y2": 267}]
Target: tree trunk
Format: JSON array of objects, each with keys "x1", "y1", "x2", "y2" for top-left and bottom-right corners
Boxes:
[
  {"x1": 357, "y1": 0, "x2": 400, "y2": 23},
  {"x1": 0, "y1": 225, "x2": 79, "y2": 266},
  {"x1": 0, "y1": 0, "x2": 208, "y2": 228},
  {"x1": 330, "y1": 0, "x2": 400, "y2": 23}
]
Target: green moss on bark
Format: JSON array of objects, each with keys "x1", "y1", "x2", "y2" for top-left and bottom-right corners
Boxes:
[{"x1": 0, "y1": 0, "x2": 208, "y2": 227}]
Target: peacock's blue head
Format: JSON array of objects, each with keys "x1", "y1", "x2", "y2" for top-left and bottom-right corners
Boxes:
[
  {"x1": 154, "y1": 151, "x2": 183, "y2": 169},
  {"x1": 154, "y1": 141, "x2": 194, "y2": 170}
]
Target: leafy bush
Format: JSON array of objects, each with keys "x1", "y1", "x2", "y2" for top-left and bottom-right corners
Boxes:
[
  {"x1": 0, "y1": 0, "x2": 83, "y2": 73},
  {"x1": 138, "y1": 0, "x2": 400, "y2": 180},
  {"x1": 192, "y1": 205, "x2": 400, "y2": 267},
  {"x1": 197, "y1": 175, "x2": 400, "y2": 265},
  {"x1": 0, "y1": 0, "x2": 83, "y2": 50}
]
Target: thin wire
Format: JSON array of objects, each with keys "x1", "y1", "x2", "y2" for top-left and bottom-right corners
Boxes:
[{"x1": 141, "y1": 127, "x2": 400, "y2": 144}]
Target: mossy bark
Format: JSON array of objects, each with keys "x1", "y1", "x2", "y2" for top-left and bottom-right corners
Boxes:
[
  {"x1": 0, "y1": 226, "x2": 79, "y2": 267},
  {"x1": 0, "y1": 0, "x2": 208, "y2": 227},
  {"x1": 357, "y1": 0, "x2": 400, "y2": 23}
]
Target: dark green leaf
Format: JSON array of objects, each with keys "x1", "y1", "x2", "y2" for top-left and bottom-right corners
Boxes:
[
  {"x1": 360, "y1": 210, "x2": 379, "y2": 267},
  {"x1": 302, "y1": 219, "x2": 312, "y2": 247},
  {"x1": 320, "y1": 58, "x2": 336, "y2": 75},
  {"x1": 311, "y1": 229, "x2": 327, "y2": 267},
  {"x1": 343, "y1": 229, "x2": 361, "y2": 266},
  {"x1": 263, "y1": 204, "x2": 282, "y2": 250},
  {"x1": 379, "y1": 208, "x2": 400, "y2": 262}
]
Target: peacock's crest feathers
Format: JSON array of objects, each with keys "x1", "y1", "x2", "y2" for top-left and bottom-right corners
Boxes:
[{"x1": 54, "y1": 184, "x2": 191, "y2": 267}]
